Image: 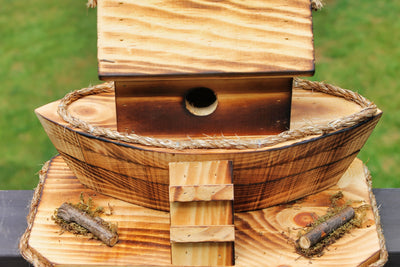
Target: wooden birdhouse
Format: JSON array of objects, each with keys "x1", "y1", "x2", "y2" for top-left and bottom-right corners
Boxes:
[
  {"x1": 28, "y1": 1, "x2": 386, "y2": 266},
  {"x1": 97, "y1": 0, "x2": 315, "y2": 137}
]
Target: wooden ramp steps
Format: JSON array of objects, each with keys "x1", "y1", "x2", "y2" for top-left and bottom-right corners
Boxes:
[{"x1": 169, "y1": 161, "x2": 235, "y2": 266}]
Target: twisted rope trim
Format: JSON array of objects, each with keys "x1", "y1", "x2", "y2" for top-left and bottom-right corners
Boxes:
[
  {"x1": 19, "y1": 160, "x2": 53, "y2": 267},
  {"x1": 311, "y1": 0, "x2": 324, "y2": 11},
  {"x1": 57, "y1": 79, "x2": 378, "y2": 150},
  {"x1": 86, "y1": 0, "x2": 97, "y2": 8},
  {"x1": 364, "y1": 165, "x2": 388, "y2": 267}
]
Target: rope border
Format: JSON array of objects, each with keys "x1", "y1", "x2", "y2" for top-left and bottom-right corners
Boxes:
[
  {"x1": 56, "y1": 79, "x2": 378, "y2": 150},
  {"x1": 364, "y1": 164, "x2": 389, "y2": 267},
  {"x1": 19, "y1": 160, "x2": 53, "y2": 267}
]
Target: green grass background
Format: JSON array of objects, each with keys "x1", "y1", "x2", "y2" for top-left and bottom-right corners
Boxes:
[{"x1": 0, "y1": 0, "x2": 399, "y2": 189}]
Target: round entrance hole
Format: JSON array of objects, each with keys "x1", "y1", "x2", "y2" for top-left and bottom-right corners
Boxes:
[{"x1": 184, "y1": 87, "x2": 218, "y2": 116}]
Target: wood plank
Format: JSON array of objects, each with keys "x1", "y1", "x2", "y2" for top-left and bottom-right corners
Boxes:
[
  {"x1": 97, "y1": 0, "x2": 314, "y2": 79},
  {"x1": 169, "y1": 160, "x2": 234, "y2": 266},
  {"x1": 169, "y1": 161, "x2": 232, "y2": 186},
  {"x1": 114, "y1": 78, "x2": 292, "y2": 136},
  {"x1": 21, "y1": 156, "x2": 385, "y2": 266},
  {"x1": 170, "y1": 243, "x2": 234, "y2": 267},
  {"x1": 170, "y1": 201, "x2": 234, "y2": 227},
  {"x1": 169, "y1": 184, "x2": 234, "y2": 202},
  {"x1": 170, "y1": 225, "x2": 235, "y2": 243}
]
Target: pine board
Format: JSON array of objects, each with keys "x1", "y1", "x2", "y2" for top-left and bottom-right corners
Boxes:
[
  {"x1": 97, "y1": 0, "x2": 314, "y2": 79},
  {"x1": 25, "y1": 156, "x2": 383, "y2": 266},
  {"x1": 169, "y1": 161, "x2": 234, "y2": 266}
]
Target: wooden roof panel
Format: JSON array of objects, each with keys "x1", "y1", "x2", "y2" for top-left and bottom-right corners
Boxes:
[{"x1": 98, "y1": 0, "x2": 314, "y2": 80}]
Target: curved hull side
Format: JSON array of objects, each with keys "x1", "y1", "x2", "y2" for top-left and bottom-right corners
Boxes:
[{"x1": 36, "y1": 110, "x2": 381, "y2": 212}]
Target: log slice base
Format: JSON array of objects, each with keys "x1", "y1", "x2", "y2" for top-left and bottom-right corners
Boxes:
[{"x1": 20, "y1": 156, "x2": 386, "y2": 266}]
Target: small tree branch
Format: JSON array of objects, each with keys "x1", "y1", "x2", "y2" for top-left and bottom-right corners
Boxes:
[
  {"x1": 298, "y1": 206, "x2": 355, "y2": 249},
  {"x1": 57, "y1": 202, "x2": 118, "y2": 246}
]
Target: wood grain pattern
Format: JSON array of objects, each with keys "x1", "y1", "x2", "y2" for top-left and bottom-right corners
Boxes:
[
  {"x1": 170, "y1": 225, "x2": 235, "y2": 243},
  {"x1": 169, "y1": 184, "x2": 234, "y2": 202},
  {"x1": 115, "y1": 77, "x2": 292, "y2": 136},
  {"x1": 35, "y1": 88, "x2": 382, "y2": 212},
  {"x1": 169, "y1": 160, "x2": 234, "y2": 266},
  {"x1": 170, "y1": 201, "x2": 234, "y2": 227},
  {"x1": 25, "y1": 156, "x2": 383, "y2": 266},
  {"x1": 97, "y1": 0, "x2": 314, "y2": 79},
  {"x1": 169, "y1": 161, "x2": 232, "y2": 186}
]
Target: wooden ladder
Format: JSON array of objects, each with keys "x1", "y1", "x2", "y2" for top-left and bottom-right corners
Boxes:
[{"x1": 169, "y1": 160, "x2": 235, "y2": 266}]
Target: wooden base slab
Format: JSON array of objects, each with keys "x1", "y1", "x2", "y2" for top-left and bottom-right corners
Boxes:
[{"x1": 21, "y1": 156, "x2": 385, "y2": 266}]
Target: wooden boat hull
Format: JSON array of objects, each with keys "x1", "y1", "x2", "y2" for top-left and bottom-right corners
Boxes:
[{"x1": 35, "y1": 88, "x2": 381, "y2": 212}]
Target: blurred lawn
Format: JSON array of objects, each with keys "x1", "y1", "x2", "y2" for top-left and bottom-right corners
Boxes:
[
  {"x1": 0, "y1": 0, "x2": 398, "y2": 189},
  {"x1": 0, "y1": 0, "x2": 99, "y2": 189},
  {"x1": 311, "y1": 0, "x2": 400, "y2": 187}
]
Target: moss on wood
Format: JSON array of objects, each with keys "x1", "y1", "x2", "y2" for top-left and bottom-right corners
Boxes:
[
  {"x1": 295, "y1": 191, "x2": 369, "y2": 258},
  {"x1": 52, "y1": 193, "x2": 117, "y2": 244}
]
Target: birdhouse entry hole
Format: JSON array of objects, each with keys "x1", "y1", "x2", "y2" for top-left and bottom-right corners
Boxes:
[{"x1": 184, "y1": 87, "x2": 218, "y2": 116}]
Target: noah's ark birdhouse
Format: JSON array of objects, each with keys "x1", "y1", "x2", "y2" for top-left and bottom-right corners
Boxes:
[
  {"x1": 97, "y1": 0, "x2": 315, "y2": 137},
  {"x1": 26, "y1": 1, "x2": 386, "y2": 266}
]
